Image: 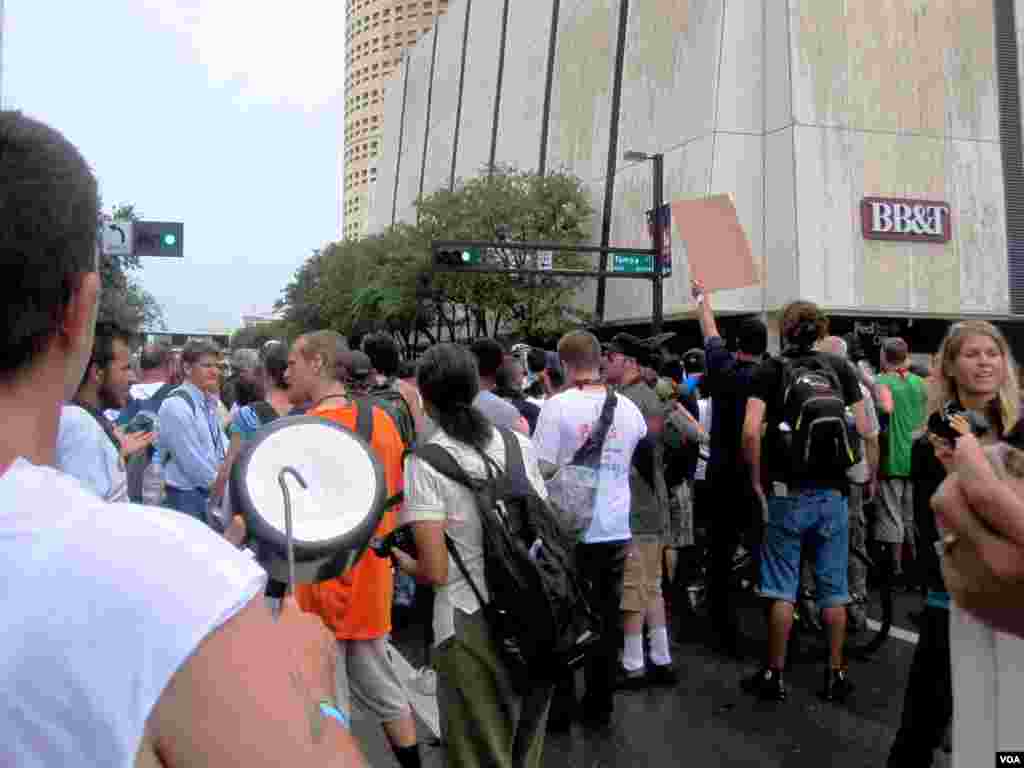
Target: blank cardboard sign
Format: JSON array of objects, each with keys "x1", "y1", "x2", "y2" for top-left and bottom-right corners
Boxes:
[{"x1": 671, "y1": 194, "x2": 760, "y2": 292}]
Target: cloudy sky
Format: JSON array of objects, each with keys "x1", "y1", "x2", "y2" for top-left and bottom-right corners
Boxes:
[{"x1": 3, "y1": 0, "x2": 346, "y2": 332}]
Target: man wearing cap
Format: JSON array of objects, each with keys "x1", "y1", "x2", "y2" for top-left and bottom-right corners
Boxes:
[
  {"x1": 682, "y1": 348, "x2": 706, "y2": 398},
  {"x1": 495, "y1": 356, "x2": 542, "y2": 435},
  {"x1": 285, "y1": 330, "x2": 423, "y2": 768},
  {"x1": 604, "y1": 333, "x2": 678, "y2": 687},
  {"x1": 337, "y1": 347, "x2": 375, "y2": 395}
]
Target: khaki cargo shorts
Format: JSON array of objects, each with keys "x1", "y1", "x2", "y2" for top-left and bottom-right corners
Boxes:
[{"x1": 622, "y1": 534, "x2": 664, "y2": 612}]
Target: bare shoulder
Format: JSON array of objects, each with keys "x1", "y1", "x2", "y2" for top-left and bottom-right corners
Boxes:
[{"x1": 146, "y1": 594, "x2": 364, "y2": 768}]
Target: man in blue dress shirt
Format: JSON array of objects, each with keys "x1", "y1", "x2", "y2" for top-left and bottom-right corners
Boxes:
[{"x1": 158, "y1": 339, "x2": 229, "y2": 522}]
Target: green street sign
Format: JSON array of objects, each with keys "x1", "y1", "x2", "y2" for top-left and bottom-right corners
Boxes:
[{"x1": 611, "y1": 252, "x2": 653, "y2": 273}]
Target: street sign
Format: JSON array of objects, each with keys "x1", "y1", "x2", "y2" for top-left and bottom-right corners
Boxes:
[
  {"x1": 611, "y1": 252, "x2": 653, "y2": 273},
  {"x1": 101, "y1": 221, "x2": 133, "y2": 258},
  {"x1": 536, "y1": 251, "x2": 553, "y2": 271}
]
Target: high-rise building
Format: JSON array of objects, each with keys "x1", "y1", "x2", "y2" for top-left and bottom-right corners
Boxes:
[{"x1": 342, "y1": 0, "x2": 449, "y2": 240}]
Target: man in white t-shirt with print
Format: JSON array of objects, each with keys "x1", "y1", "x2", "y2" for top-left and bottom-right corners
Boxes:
[
  {"x1": 533, "y1": 330, "x2": 646, "y2": 731},
  {"x1": 56, "y1": 323, "x2": 153, "y2": 502},
  {"x1": 0, "y1": 111, "x2": 365, "y2": 767}
]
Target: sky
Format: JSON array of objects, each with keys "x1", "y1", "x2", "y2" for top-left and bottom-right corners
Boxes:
[{"x1": 2, "y1": 0, "x2": 346, "y2": 332}]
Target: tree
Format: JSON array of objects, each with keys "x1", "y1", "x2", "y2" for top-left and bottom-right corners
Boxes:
[
  {"x1": 275, "y1": 165, "x2": 596, "y2": 356},
  {"x1": 98, "y1": 204, "x2": 167, "y2": 332},
  {"x1": 229, "y1": 320, "x2": 296, "y2": 351},
  {"x1": 415, "y1": 165, "x2": 595, "y2": 339}
]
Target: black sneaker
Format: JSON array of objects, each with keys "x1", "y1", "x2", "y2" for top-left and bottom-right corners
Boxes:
[
  {"x1": 647, "y1": 662, "x2": 679, "y2": 687},
  {"x1": 820, "y1": 666, "x2": 854, "y2": 702},
  {"x1": 615, "y1": 666, "x2": 648, "y2": 690},
  {"x1": 741, "y1": 667, "x2": 787, "y2": 701}
]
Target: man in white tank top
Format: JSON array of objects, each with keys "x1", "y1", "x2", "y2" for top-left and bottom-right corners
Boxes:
[{"x1": 0, "y1": 112, "x2": 365, "y2": 767}]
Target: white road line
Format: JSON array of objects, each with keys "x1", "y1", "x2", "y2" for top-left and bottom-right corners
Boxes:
[{"x1": 868, "y1": 618, "x2": 919, "y2": 645}]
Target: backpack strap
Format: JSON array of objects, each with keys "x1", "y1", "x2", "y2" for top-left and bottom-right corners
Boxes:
[
  {"x1": 352, "y1": 398, "x2": 404, "y2": 509},
  {"x1": 413, "y1": 443, "x2": 479, "y2": 490},
  {"x1": 570, "y1": 388, "x2": 618, "y2": 465},
  {"x1": 167, "y1": 388, "x2": 197, "y2": 416},
  {"x1": 72, "y1": 402, "x2": 121, "y2": 455},
  {"x1": 355, "y1": 398, "x2": 374, "y2": 444},
  {"x1": 496, "y1": 427, "x2": 534, "y2": 497},
  {"x1": 151, "y1": 381, "x2": 177, "y2": 404},
  {"x1": 444, "y1": 533, "x2": 488, "y2": 610}
]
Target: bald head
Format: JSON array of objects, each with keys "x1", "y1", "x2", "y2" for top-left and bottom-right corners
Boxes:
[{"x1": 818, "y1": 335, "x2": 848, "y2": 359}]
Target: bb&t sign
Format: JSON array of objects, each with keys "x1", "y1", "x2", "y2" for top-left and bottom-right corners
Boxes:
[{"x1": 860, "y1": 197, "x2": 952, "y2": 243}]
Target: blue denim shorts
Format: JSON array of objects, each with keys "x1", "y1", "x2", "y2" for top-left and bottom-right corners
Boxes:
[{"x1": 759, "y1": 489, "x2": 850, "y2": 608}]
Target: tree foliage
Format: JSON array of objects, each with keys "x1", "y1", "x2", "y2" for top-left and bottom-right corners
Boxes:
[
  {"x1": 276, "y1": 165, "x2": 595, "y2": 356},
  {"x1": 229, "y1": 319, "x2": 297, "y2": 351},
  {"x1": 98, "y1": 204, "x2": 167, "y2": 333}
]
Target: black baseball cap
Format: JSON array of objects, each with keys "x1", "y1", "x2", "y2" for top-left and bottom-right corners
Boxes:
[
  {"x1": 682, "y1": 348, "x2": 706, "y2": 374},
  {"x1": 605, "y1": 333, "x2": 654, "y2": 366}
]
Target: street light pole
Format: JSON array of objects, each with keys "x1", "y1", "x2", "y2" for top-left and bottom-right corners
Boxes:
[{"x1": 651, "y1": 153, "x2": 664, "y2": 336}]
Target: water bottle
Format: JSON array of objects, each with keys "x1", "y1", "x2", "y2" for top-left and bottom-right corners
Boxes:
[{"x1": 142, "y1": 451, "x2": 165, "y2": 506}]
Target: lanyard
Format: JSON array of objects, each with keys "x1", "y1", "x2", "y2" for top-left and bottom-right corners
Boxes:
[{"x1": 198, "y1": 394, "x2": 225, "y2": 461}]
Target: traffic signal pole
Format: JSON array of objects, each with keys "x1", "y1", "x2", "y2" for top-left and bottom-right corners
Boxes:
[
  {"x1": 432, "y1": 240, "x2": 659, "y2": 281},
  {"x1": 651, "y1": 153, "x2": 665, "y2": 336},
  {"x1": 431, "y1": 239, "x2": 665, "y2": 332}
]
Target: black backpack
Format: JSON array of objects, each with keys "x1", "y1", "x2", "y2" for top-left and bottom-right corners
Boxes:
[
  {"x1": 368, "y1": 380, "x2": 417, "y2": 448},
  {"x1": 776, "y1": 353, "x2": 860, "y2": 480},
  {"x1": 413, "y1": 428, "x2": 599, "y2": 691}
]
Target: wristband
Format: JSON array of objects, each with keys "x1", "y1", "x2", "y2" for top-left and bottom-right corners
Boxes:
[{"x1": 319, "y1": 699, "x2": 350, "y2": 729}]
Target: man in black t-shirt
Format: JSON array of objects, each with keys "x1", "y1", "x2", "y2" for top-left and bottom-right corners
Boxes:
[
  {"x1": 740, "y1": 301, "x2": 871, "y2": 704},
  {"x1": 692, "y1": 280, "x2": 766, "y2": 658}
]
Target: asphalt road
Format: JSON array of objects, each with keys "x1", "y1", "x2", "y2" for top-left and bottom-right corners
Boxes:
[{"x1": 353, "y1": 590, "x2": 951, "y2": 767}]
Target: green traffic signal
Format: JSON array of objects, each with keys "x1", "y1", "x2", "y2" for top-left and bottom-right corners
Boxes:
[
  {"x1": 435, "y1": 246, "x2": 483, "y2": 268},
  {"x1": 133, "y1": 221, "x2": 184, "y2": 257}
]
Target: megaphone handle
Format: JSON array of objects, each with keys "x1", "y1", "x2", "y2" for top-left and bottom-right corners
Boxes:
[
  {"x1": 282, "y1": 482, "x2": 297, "y2": 597},
  {"x1": 277, "y1": 467, "x2": 309, "y2": 598}
]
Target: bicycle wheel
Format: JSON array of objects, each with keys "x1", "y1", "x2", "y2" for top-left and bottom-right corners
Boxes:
[
  {"x1": 844, "y1": 545, "x2": 892, "y2": 659},
  {"x1": 788, "y1": 546, "x2": 893, "y2": 661}
]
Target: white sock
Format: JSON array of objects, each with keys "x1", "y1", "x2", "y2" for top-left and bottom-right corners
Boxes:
[
  {"x1": 648, "y1": 626, "x2": 672, "y2": 667},
  {"x1": 623, "y1": 633, "x2": 645, "y2": 672}
]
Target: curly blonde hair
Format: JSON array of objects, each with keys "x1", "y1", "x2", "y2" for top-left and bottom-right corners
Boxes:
[{"x1": 930, "y1": 320, "x2": 1020, "y2": 434}]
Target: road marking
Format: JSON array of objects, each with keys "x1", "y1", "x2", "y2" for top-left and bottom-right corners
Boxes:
[{"x1": 868, "y1": 618, "x2": 919, "y2": 645}]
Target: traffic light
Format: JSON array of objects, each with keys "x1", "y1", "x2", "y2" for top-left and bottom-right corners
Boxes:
[
  {"x1": 134, "y1": 221, "x2": 184, "y2": 258},
  {"x1": 434, "y1": 246, "x2": 483, "y2": 268}
]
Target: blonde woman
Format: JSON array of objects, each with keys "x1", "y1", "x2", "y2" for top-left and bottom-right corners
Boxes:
[{"x1": 888, "y1": 320, "x2": 1018, "y2": 767}]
